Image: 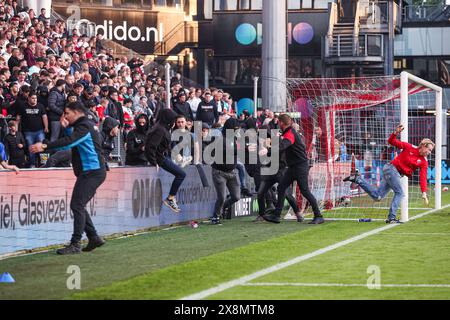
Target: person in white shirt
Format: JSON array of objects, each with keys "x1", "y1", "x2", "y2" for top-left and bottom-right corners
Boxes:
[
  {"x1": 187, "y1": 90, "x2": 201, "y2": 119},
  {"x1": 1, "y1": 43, "x2": 14, "y2": 62},
  {"x1": 132, "y1": 86, "x2": 148, "y2": 109}
]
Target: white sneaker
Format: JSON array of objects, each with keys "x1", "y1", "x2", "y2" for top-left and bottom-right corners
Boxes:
[{"x1": 180, "y1": 156, "x2": 193, "y2": 168}]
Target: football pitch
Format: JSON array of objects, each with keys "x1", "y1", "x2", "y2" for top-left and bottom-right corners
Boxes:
[{"x1": 0, "y1": 192, "x2": 449, "y2": 300}]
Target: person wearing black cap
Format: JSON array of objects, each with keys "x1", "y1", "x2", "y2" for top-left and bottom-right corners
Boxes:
[
  {"x1": 80, "y1": 86, "x2": 95, "y2": 108},
  {"x1": 209, "y1": 117, "x2": 242, "y2": 225},
  {"x1": 47, "y1": 79, "x2": 66, "y2": 141},
  {"x1": 95, "y1": 85, "x2": 110, "y2": 104},
  {"x1": 145, "y1": 108, "x2": 186, "y2": 213},
  {"x1": 173, "y1": 90, "x2": 193, "y2": 121}
]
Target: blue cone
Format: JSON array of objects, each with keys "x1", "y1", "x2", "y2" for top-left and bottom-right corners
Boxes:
[{"x1": 0, "y1": 272, "x2": 15, "y2": 283}]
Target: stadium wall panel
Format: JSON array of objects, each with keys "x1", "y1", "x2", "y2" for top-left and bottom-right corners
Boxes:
[{"x1": 0, "y1": 165, "x2": 220, "y2": 256}]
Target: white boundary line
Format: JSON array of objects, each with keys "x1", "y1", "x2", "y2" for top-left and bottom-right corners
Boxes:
[
  {"x1": 181, "y1": 204, "x2": 450, "y2": 300},
  {"x1": 243, "y1": 283, "x2": 450, "y2": 288}
]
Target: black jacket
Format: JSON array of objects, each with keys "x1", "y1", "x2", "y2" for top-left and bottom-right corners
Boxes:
[
  {"x1": 106, "y1": 99, "x2": 124, "y2": 128},
  {"x1": 47, "y1": 87, "x2": 66, "y2": 121},
  {"x1": 45, "y1": 116, "x2": 105, "y2": 176},
  {"x1": 279, "y1": 126, "x2": 308, "y2": 167},
  {"x1": 196, "y1": 99, "x2": 218, "y2": 126},
  {"x1": 211, "y1": 118, "x2": 240, "y2": 172},
  {"x1": 100, "y1": 117, "x2": 119, "y2": 164},
  {"x1": 173, "y1": 101, "x2": 194, "y2": 121},
  {"x1": 125, "y1": 113, "x2": 149, "y2": 166},
  {"x1": 145, "y1": 108, "x2": 177, "y2": 166},
  {"x1": 4, "y1": 132, "x2": 26, "y2": 166}
]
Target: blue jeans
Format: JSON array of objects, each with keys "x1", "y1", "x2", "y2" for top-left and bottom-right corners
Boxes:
[
  {"x1": 24, "y1": 130, "x2": 45, "y2": 167},
  {"x1": 160, "y1": 157, "x2": 186, "y2": 197},
  {"x1": 356, "y1": 163, "x2": 404, "y2": 220},
  {"x1": 236, "y1": 162, "x2": 247, "y2": 190}
]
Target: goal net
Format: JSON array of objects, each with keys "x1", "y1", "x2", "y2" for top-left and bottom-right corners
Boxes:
[{"x1": 285, "y1": 72, "x2": 442, "y2": 222}]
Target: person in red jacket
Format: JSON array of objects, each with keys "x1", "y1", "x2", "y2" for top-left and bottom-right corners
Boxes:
[{"x1": 344, "y1": 124, "x2": 435, "y2": 223}]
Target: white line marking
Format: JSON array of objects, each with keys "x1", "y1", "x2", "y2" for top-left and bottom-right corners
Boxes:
[
  {"x1": 243, "y1": 283, "x2": 450, "y2": 288},
  {"x1": 181, "y1": 204, "x2": 450, "y2": 300},
  {"x1": 379, "y1": 233, "x2": 450, "y2": 236}
]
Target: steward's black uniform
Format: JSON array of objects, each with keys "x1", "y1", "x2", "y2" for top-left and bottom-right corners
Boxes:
[{"x1": 273, "y1": 126, "x2": 321, "y2": 217}]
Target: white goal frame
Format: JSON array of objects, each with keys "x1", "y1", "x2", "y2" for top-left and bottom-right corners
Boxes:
[
  {"x1": 400, "y1": 71, "x2": 442, "y2": 222},
  {"x1": 283, "y1": 72, "x2": 443, "y2": 222}
]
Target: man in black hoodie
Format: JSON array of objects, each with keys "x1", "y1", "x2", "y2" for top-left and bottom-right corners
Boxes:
[
  {"x1": 196, "y1": 91, "x2": 218, "y2": 127},
  {"x1": 209, "y1": 118, "x2": 241, "y2": 225},
  {"x1": 100, "y1": 117, "x2": 120, "y2": 170},
  {"x1": 145, "y1": 108, "x2": 186, "y2": 213},
  {"x1": 125, "y1": 113, "x2": 149, "y2": 166}
]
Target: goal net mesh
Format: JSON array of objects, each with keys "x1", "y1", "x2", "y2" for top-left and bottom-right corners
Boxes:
[{"x1": 286, "y1": 76, "x2": 438, "y2": 220}]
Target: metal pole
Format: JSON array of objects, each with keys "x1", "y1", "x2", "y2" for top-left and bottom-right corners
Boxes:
[
  {"x1": 338, "y1": 35, "x2": 341, "y2": 57},
  {"x1": 387, "y1": 0, "x2": 394, "y2": 75},
  {"x1": 253, "y1": 76, "x2": 259, "y2": 117},
  {"x1": 435, "y1": 89, "x2": 443, "y2": 210},
  {"x1": 400, "y1": 71, "x2": 409, "y2": 222},
  {"x1": 262, "y1": 0, "x2": 287, "y2": 112},
  {"x1": 165, "y1": 63, "x2": 171, "y2": 109}
]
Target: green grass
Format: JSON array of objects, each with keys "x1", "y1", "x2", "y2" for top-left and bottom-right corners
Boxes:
[
  {"x1": 0, "y1": 218, "x2": 314, "y2": 300},
  {"x1": 316, "y1": 185, "x2": 441, "y2": 219},
  {"x1": 211, "y1": 210, "x2": 450, "y2": 300},
  {"x1": 1, "y1": 191, "x2": 449, "y2": 300}
]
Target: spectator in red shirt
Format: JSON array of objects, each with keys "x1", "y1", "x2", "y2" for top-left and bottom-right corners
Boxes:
[{"x1": 344, "y1": 124, "x2": 435, "y2": 223}]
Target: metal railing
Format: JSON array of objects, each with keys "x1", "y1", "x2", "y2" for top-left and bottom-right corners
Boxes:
[
  {"x1": 353, "y1": 0, "x2": 361, "y2": 56},
  {"x1": 403, "y1": 5, "x2": 450, "y2": 22},
  {"x1": 360, "y1": 0, "x2": 389, "y2": 25},
  {"x1": 154, "y1": 21, "x2": 199, "y2": 55},
  {"x1": 325, "y1": 33, "x2": 384, "y2": 58},
  {"x1": 358, "y1": 34, "x2": 384, "y2": 57},
  {"x1": 325, "y1": 1, "x2": 339, "y2": 57}
]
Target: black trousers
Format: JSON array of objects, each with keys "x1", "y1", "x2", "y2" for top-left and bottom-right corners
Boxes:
[
  {"x1": 212, "y1": 168, "x2": 241, "y2": 218},
  {"x1": 274, "y1": 165, "x2": 321, "y2": 216},
  {"x1": 70, "y1": 169, "x2": 106, "y2": 243},
  {"x1": 258, "y1": 169, "x2": 299, "y2": 216}
]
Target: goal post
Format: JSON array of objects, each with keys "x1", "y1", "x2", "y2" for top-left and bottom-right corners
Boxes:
[
  {"x1": 285, "y1": 73, "x2": 443, "y2": 222},
  {"x1": 400, "y1": 71, "x2": 442, "y2": 222}
]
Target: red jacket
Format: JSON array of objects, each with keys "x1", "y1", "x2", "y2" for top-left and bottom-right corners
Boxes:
[{"x1": 388, "y1": 133, "x2": 428, "y2": 192}]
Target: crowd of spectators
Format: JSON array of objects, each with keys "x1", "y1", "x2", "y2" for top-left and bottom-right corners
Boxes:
[{"x1": 0, "y1": 1, "x2": 285, "y2": 200}]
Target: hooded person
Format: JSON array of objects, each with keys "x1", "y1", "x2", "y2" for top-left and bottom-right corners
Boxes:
[
  {"x1": 125, "y1": 113, "x2": 149, "y2": 166},
  {"x1": 100, "y1": 117, "x2": 120, "y2": 170},
  {"x1": 145, "y1": 108, "x2": 186, "y2": 213},
  {"x1": 209, "y1": 117, "x2": 241, "y2": 224}
]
